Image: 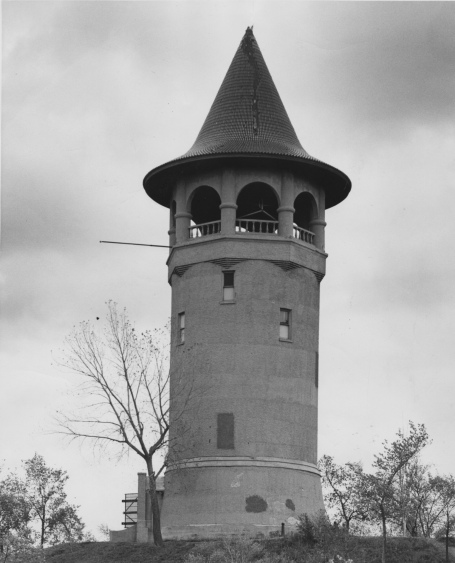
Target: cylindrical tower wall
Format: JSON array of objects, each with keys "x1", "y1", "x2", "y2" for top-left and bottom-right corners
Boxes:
[
  {"x1": 169, "y1": 259, "x2": 320, "y2": 462},
  {"x1": 159, "y1": 164, "x2": 327, "y2": 538},
  {"x1": 161, "y1": 235, "x2": 325, "y2": 538}
]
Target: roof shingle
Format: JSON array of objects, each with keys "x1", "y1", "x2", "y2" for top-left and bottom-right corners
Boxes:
[{"x1": 181, "y1": 27, "x2": 314, "y2": 161}]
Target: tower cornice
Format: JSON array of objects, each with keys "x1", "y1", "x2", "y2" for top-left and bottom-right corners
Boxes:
[{"x1": 166, "y1": 235, "x2": 327, "y2": 284}]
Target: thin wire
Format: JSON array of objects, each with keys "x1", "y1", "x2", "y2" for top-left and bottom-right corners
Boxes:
[{"x1": 100, "y1": 241, "x2": 171, "y2": 249}]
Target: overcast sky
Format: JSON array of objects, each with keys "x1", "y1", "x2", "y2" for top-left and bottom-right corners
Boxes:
[{"x1": 2, "y1": 1, "x2": 455, "y2": 537}]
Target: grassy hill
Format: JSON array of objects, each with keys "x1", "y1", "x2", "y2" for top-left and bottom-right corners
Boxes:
[
  {"x1": 44, "y1": 540, "x2": 193, "y2": 563},
  {"x1": 43, "y1": 536, "x2": 455, "y2": 563}
]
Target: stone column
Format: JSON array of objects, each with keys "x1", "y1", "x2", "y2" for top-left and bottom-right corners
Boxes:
[
  {"x1": 174, "y1": 180, "x2": 191, "y2": 243},
  {"x1": 278, "y1": 206, "x2": 295, "y2": 237},
  {"x1": 310, "y1": 189, "x2": 326, "y2": 251},
  {"x1": 220, "y1": 168, "x2": 237, "y2": 235},
  {"x1": 309, "y1": 220, "x2": 326, "y2": 251},
  {"x1": 278, "y1": 171, "x2": 295, "y2": 237},
  {"x1": 168, "y1": 203, "x2": 176, "y2": 247},
  {"x1": 175, "y1": 212, "x2": 192, "y2": 243},
  {"x1": 220, "y1": 204, "x2": 237, "y2": 235}
]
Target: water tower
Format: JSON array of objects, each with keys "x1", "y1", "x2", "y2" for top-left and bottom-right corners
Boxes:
[{"x1": 143, "y1": 28, "x2": 351, "y2": 539}]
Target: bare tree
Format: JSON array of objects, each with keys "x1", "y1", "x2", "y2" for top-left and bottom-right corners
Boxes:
[
  {"x1": 56, "y1": 301, "x2": 200, "y2": 546},
  {"x1": 97, "y1": 523, "x2": 110, "y2": 541}
]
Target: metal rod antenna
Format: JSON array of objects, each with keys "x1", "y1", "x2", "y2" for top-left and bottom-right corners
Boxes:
[{"x1": 100, "y1": 241, "x2": 171, "y2": 248}]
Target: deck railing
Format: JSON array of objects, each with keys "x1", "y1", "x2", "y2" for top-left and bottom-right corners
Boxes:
[
  {"x1": 235, "y1": 219, "x2": 279, "y2": 234},
  {"x1": 293, "y1": 225, "x2": 315, "y2": 244},
  {"x1": 189, "y1": 220, "x2": 221, "y2": 239},
  {"x1": 187, "y1": 219, "x2": 315, "y2": 245}
]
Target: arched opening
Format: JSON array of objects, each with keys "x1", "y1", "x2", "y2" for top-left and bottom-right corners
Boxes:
[
  {"x1": 189, "y1": 186, "x2": 221, "y2": 238},
  {"x1": 294, "y1": 192, "x2": 318, "y2": 231},
  {"x1": 189, "y1": 186, "x2": 221, "y2": 224},
  {"x1": 293, "y1": 192, "x2": 318, "y2": 243},
  {"x1": 236, "y1": 183, "x2": 279, "y2": 233}
]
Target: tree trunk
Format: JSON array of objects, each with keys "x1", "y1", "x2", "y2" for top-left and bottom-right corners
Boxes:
[
  {"x1": 341, "y1": 506, "x2": 350, "y2": 533},
  {"x1": 381, "y1": 507, "x2": 387, "y2": 563},
  {"x1": 146, "y1": 458, "x2": 164, "y2": 547},
  {"x1": 41, "y1": 508, "x2": 45, "y2": 548},
  {"x1": 446, "y1": 512, "x2": 449, "y2": 563}
]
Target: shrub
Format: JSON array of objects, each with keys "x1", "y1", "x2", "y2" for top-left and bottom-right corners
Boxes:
[
  {"x1": 255, "y1": 554, "x2": 296, "y2": 563},
  {"x1": 184, "y1": 537, "x2": 264, "y2": 563},
  {"x1": 296, "y1": 514, "x2": 318, "y2": 546},
  {"x1": 327, "y1": 556, "x2": 353, "y2": 563},
  {"x1": 185, "y1": 554, "x2": 207, "y2": 563},
  {"x1": 0, "y1": 532, "x2": 46, "y2": 563},
  {"x1": 296, "y1": 511, "x2": 347, "y2": 547}
]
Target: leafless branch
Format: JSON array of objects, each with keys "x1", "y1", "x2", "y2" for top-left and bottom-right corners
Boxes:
[{"x1": 54, "y1": 303, "x2": 204, "y2": 546}]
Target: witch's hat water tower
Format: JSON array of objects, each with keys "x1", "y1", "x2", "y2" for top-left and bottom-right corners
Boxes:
[{"x1": 143, "y1": 28, "x2": 351, "y2": 539}]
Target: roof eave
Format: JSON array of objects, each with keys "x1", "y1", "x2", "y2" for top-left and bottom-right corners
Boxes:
[{"x1": 143, "y1": 153, "x2": 351, "y2": 210}]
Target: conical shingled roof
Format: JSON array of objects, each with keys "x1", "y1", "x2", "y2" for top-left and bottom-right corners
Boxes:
[
  {"x1": 182, "y1": 27, "x2": 313, "y2": 160},
  {"x1": 144, "y1": 28, "x2": 351, "y2": 209}
]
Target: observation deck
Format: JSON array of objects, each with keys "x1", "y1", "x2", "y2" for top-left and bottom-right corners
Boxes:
[{"x1": 188, "y1": 219, "x2": 314, "y2": 246}]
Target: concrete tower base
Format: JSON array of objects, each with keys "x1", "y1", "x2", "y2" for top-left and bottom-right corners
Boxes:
[{"x1": 160, "y1": 459, "x2": 324, "y2": 539}]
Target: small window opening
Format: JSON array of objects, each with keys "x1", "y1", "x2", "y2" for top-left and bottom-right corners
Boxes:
[
  {"x1": 280, "y1": 309, "x2": 291, "y2": 340},
  {"x1": 217, "y1": 413, "x2": 234, "y2": 449},
  {"x1": 178, "y1": 312, "x2": 185, "y2": 344},
  {"x1": 223, "y1": 271, "x2": 235, "y2": 301}
]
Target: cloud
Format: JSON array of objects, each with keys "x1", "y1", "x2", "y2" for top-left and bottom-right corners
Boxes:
[
  {"x1": 339, "y1": 10, "x2": 455, "y2": 127},
  {"x1": 256, "y1": 2, "x2": 455, "y2": 158}
]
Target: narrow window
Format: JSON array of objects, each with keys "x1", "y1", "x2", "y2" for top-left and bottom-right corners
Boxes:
[
  {"x1": 178, "y1": 312, "x2": 185, "y2": 344},
  {"x1": 217, "y1": 413, "x2": 234, "y2": 449},
  {"x1": 223, "y1": 271, "x2": 235, "y2": 301},
  {"x1": 279, "y1": 308, "x2": 291, "y2": 340},
  {"x1": 171, "y1": 200, "x2": 176, "y2": 228}
]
